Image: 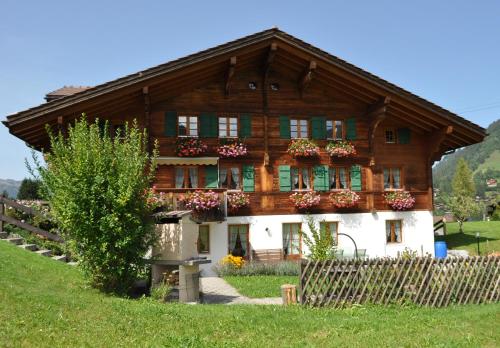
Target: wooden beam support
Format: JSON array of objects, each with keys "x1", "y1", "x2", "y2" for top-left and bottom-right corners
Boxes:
[
  {"x1": 428, "y1": 126, "x2": 454, "y2": 163},
  {"x1": 224, "y1": 56, "x2": 237, "y2": 96},
  {"x1": 143, "y1": 86, "x2": 151, "y2": 152},
  {"x1": 299, "y1": 60, "x2": 317, "y2": 97},
  {"x1": 366, "y1": 97, "x2": 391, "y2": 165},
  {"x1": 263, "y1": 43, "x2": 278, "y2": 86},
  {"x1": 262, "y1": 44, "x2": 277, "y2": 166}
]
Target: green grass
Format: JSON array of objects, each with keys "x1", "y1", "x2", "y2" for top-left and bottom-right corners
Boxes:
[
  {"x1": 1, "y1": 242, "x2": 500, "y2": 347},
  {"x1": 224, "y1": 275, "x2": 299, "y2": 298},
  {"x1": 439, "y1": 221, "x2": 500, "y2": 255}
]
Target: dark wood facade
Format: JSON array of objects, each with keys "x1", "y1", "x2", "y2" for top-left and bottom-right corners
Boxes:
[{"x1": 3, "y1": 29, "x2": 485, "y2": 218}]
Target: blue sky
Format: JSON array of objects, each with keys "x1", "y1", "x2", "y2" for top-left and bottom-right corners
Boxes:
[{"x1": 1, "y1": 0, "x2": 499, "y2": 180}]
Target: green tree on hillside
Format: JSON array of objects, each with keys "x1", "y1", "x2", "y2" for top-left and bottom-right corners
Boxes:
[
  {"x1": 17, "y1": 178, "x2": 41, "y2": 200},
  {"x1": 446, "y1": 158, "x2": 480, "y2": 233},
  {"x1": 30, "y1": 116, "x2": 158, "y2": 294}
]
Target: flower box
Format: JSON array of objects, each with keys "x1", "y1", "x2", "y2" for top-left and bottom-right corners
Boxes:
[
  {"x1": 325, "y1": 140, "x2": 356, "y2": 157},
  {"x1": 383, "y1": 190, "x2": 415, "y2": 211},
  {"x1": 176, "y1": 138, "x2": 208, "y2": 157},
  {"x1": 289, "y1": 191, "x2": 321, "y2": 210},
  {"x1": 329, "y1": 189, "x2": 360, "y2": 208},
  {"x1": 217, "y1": 141, "x2": 248, "y2": 158},
  {"x1": 287, "y1": 139, "x2": 320, "y2": 158},
  {"x1": 178, "y1": 190, "x2": 220, "y2": 211},
  {"x1": 227, "y1": 191, "x2": 250, "y2": 211}
]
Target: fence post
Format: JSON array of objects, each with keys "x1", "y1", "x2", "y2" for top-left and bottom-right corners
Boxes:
[
  {"x1": 0, "y1": 200, "x2": 4, "y2": 232},
  {"x1": 281, "y1": 284, "x2": 297, "y2": 305}
]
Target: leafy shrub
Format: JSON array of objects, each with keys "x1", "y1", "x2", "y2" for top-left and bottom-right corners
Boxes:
[
  {"x1": 150, "y1": 283, "x2": 172, "y2": 302},
  {"x1": 30, "y1": 116, "x2": 158, "y2": 294},
  {"x1": 300, "y1": 215, "x2": 337, "y2": 261},
  {"x1": 214, "y1": 260, "x2": 300, "y2": 276}
]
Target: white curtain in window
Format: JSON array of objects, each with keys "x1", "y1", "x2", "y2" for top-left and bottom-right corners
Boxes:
[
  {"x1": 282, "y1": 225, "x2": 291, "y2": 255},
  {"x1": 302, "y1": 168, "x2": 310, "y2": 189},
  {"x1": 329, "y1": 168, "x2": 337, "y2": 189},
  {"x1": 175, "y1": 168, "x2": 184, "y2": 188},
  {"x1": 231, "y1": 168, "x2": 240, "y2": 189},
  {"x1": 291, "y1": 224, "x2": 300, "y2": 254},
  {"x1": 393, "y1": 169, "x2": 401, "y2": 189},
  {"x1": 292, "y1": 168, "x2": 299, "y2": 189},
  {"x1": 219, "y1": 168, "x2": 228, "y2": 188},
  {"x1": 339, "y1": 168, "x2": 347, "y2": 189},
  {"x1": 383, "y1": 169, "x2": 390, "y2": 189},
  {"x1": 189, "y1": 168, "x2": 198, "y2": 188},
  {"x1": 395, "y1": 222, "x2": 402, "y2": 242}
]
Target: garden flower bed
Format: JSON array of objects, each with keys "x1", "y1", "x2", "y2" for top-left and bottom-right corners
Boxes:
[
  {"x1": 176, "y1": 137, "x2": 208, "y2": 157},
  {"x1": 329, "y1": 189, "x2": 360, "y2": 208},
  {"x1": 325, "y1": 140, "x2": 356, "y2": 157},
  {"x1": 289, "y1": 191, "x2": 321, "y2": 210},
  {"x1": 383, "y1": 190, "x2": 415, "y2": 211},
  {"x1": 287, "y1": 139, "x2": 320, "y2": 158}
]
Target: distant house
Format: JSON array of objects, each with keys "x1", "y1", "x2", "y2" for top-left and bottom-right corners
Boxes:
[{"x1": 2, "y1": 29, "x2": 486, "y2": 273}]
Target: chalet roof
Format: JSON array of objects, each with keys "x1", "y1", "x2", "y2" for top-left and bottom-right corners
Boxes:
[
  {"x1": 2, "y1": 28, "x2": 486, "y2": 147},
  {"x1": 45, "y1": 86, "x2": 92, "y2": 101}
]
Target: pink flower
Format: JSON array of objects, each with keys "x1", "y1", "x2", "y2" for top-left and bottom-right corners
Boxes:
[
  {"x1": 287, "y1": 139, "x2": 319, "y2": 158},
  {"x1": 329, "y1": 189, "x2": 360, "y2": 208},
  {"x1": 383, "y1": 191, "x2": 415, "y2": 211},
  {"x1": 290, "y1": 191, "x2": 321, "y2": 209},
  {"x1": 325, "y1": 141, "x2": 356, "y2": 157}
]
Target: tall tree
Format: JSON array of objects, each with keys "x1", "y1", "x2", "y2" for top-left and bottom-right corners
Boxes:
[
  {"x1": 30, "y1": 116, "x2": 158, "y2": 294},
  {"x1": 447, "y1": 158, "x2": 480, "y2": 233},
  {"x1": 17, "y1": 178, "x2": 41, "y2": 200}
]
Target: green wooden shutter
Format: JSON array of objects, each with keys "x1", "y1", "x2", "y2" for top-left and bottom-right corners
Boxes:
[
  {"x1": 200, "y1": 112, "x2": 217, "y2": 137},
  {"x1": 164, "y1": 111, "x2": 177, "y2": 137},
  {"x1": 279, "y1": 115, "x2": 291, "y2": 139},
  {"x1": 239, "y1": 114, "x2": 252, "y2": 138},
  {"x1": 346, "y1": 118, "x2": 357, "y2": 140},
  {"x1": 242, "y1": 165, "x2": 255, "y2": 192},
  {"x1": 311, "y1": 116, "x2": 326, "y2": 140},
  {"x1": 313, "y1": 165, "x2": 329, "y2": 191},
  {"x1": 397, "y1": 128, "x2": 411, "y2": 144},
  {"x1": 279, "y1": 165, "x2": 291, "y2": 192},
  {"x1": 204, "y1": 165, "x2": 218, "y2": 188},
  {"x1": 350, "y1": 165, "x2": 362, "y2": 191}
]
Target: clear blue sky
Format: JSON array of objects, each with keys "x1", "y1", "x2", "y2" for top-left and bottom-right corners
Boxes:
[{"x1": 1, "y1": 0, "x2": 499, "y2": 180}]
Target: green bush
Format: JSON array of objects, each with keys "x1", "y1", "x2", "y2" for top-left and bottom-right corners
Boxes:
[
  {"x1": 214, "y1": 261, "x2": 300, "y2": 276},
  {"x1": 30, "y1": 116, "x2": 158, "y2": 294},
  {"x1": 150, "y1": 283, "x2": 172, "y2": 302}
]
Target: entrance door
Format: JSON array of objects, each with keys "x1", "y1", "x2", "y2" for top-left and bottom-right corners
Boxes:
[{"x1": 228, "y1": 224, "x2": 250, "y2": 259}]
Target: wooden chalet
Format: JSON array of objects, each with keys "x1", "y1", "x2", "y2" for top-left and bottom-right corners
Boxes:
[{"x1": 3, "y1": 29, "x2": 486, "y2": 271}]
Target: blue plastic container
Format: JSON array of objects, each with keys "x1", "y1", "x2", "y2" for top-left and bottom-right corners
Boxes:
[{"x1": 435, "y1": 241, "x2": 447, "y2": 258}]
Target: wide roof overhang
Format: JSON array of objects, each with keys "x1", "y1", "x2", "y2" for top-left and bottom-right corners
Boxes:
[{"x1": 2, "y1": 28, "x2": 486, "y2": 151}]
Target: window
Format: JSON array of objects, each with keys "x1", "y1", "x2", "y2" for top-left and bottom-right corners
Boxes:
[
  {"x1": 198, "y1": 225, "x2": 210, "y2": 254},
  {"x1": 283, "y1": 223, "x2": 301, "y2": 258},
  {"x1": 219, "y1": 167, "x2": 241, "y2": 190},
  {"x1": 178, "y1": 116, "x2": 198, "y2": 136},
  {"x1": 329, "y1": 167, "x2": 350, "y2": 190},
  {"x1": 326, "y1": 120, "x2": 344, "y2": 140},
  {"x1": 383, "y1": 168, "x2": 401, "y2": 190},
  {"x1": 219, "y1": 116, "x2": 238, "y2": 137},
  {"x1": 175, "y1": 167, "x2": 198, "y2": 188},
  {"x1": 385, "y1": 128, "x2": 396, "y2": 143},
  {"x1": 291, "y1": 167, "x2": 311, "y2": 190},
  {"x1": 320, "y1": 221, "x2": 338, "y2": 244},
  {"x1": 290, "y1": 119, "x2": 308, "y2": 138},
  {"x1": 386, "y1": 220, "x2": 402, "y2": 243},
  {"x1": 228, "y1": 225, "x2": 249, "y2": 258}
]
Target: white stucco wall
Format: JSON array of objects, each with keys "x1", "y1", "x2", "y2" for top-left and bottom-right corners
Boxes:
[{"x1": 198, "y1": 211, "x2": 435, "y2": 276}]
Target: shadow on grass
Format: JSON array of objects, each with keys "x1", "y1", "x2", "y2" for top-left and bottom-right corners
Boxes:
[{"x1": 436, "y1": 233, "x2": 498, "y2": 249}]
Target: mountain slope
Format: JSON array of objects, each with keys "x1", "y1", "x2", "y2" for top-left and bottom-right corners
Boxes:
[
  {"x1": 433, "y1": 119, "x2": 500, "y2": 197},
  {"x1": 0, "y1": 178, "x2": 21, "y2": 198}
]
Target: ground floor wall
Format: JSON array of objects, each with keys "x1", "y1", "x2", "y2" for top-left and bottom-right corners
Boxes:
[{"x1": 198, "y1": 210, "x2": 435, "y2": 276}]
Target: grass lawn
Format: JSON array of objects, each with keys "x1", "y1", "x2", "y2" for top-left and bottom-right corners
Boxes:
[
  {"x1": 1, "y1": 242, "x2": 499, "y2": 347},
  {"x1": 439, "y1": 221, "x2": 500, "y2": 255},
  {"x1": 223, "y1": 275, "x2": 299, "y2": 298}
]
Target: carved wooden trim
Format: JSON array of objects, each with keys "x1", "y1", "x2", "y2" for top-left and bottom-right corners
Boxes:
[
  {"x1": 299, "y1": 61, "x2": 317, "y2": 97},
  {"x1": 224, "y1": 56, "x2": 237, "y2": 96}
]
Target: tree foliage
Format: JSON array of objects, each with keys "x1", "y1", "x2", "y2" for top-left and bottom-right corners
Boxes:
[
  {"x1": 446, "y1": 159, "x2": 480, "y2": 232},
  {"x1": 300, "y1": 215, "x2": 336, "y2": 260},
  {"x1": 17, "y1": 178, "x2": 41, "y2": 200},
  {"x1": 30, "y1": 116, "x2": 158, "y2": 293}
]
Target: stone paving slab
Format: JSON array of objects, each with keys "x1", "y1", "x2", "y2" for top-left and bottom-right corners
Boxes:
[{"x1": 200, "y1": 276, "x2": 282, "y2": 305}]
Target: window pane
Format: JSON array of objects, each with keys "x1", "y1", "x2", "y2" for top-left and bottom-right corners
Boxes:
[
  {"x1": 299, "y1": 120, "x2": 308, "y2": 138},
  {"x1": 178, "y1": 116, "x2": 187, "y2": 123},
  {"x1": 385, "y1": 130, "x2": 395, "y2": 143},
  {"x1": 384, "y1": 169, "x2": 390, "y2": 189},
  {"x1": 175, "y1": 168, "x2": 185, "y2": 188},
  {"x1": 335, "y1": 121, "x2": 343, "y2": 139},
  {"x1": 339, "y1": 168, "x2": 347, "y2": 189},
  {"x1": 198, "y1": 226, "x2": 209, "y2": 253},
  {"x1": 219, "y1": 118, "x2": 227, "y2": 137},
  {"x1": 395, "y1": 221, "x2": 402, "y2": 242},
  {"x1": 290, "y1": 119, "x2": 297, "y2": 126},
  {"x1": 301, "y1": 168, "x2": 310, "y2": 189},
  {"x1": 282, "y1": 224, "x2": 291, "y2": 256},
  {"x1": 291, "y1": 224, "x2": 301, "y2": 255},
  {"x1": 188, "y1": 168, "x2": 198, "y2": 188},
  {"x1": 291, "y1": 168, "x2": 299, "y2": 189},
  {"x1": 230, "y1": 167, "x2": 240, "y2": 190},
  {"x1": 326, "y1": 120, "x2": 333, "y2": 139},
  {"x1": 219, "y1": 168, "x2": 228, "y2": 188},
  {"x1": 178, "y1": 116, "x2": 187, "y2": 136},
  {"x1": 393, "y1": 168, "x2": 401, "y2": 189},
  {"x1": 386, "y1": 221, "x2": 391, "y2": 242},
  {"x1": 329, "y1": 168, "x2": 337, "y2": 189},
  {"x1": 229, "y1": 225, "x2": 248, "y2": 257}
]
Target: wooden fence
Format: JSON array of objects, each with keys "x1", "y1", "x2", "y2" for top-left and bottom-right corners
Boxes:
[{"x1": 300, "y1": 257, "x2": 500, "y2": 307}]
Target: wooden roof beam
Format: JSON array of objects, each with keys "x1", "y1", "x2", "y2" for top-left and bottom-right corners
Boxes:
[
  {"x1": 428, "y1": 126, "x2": 454, "y2": 163},
  {"x1": 263, "y1": 43, "x2": 278, "y2": 84},
  {"x1": 224, "y1": 56, "x2": 237, "y2": 97},
  {"x1": 299, "y1": 60, "x2": 316, "y2": 97}
]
